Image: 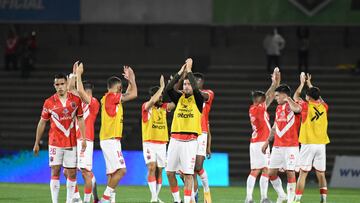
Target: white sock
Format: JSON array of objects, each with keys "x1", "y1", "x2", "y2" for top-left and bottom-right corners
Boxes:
[
  {"x1": 199, "y1": 169, "x2": 210, "y2": 192},
  {"x1": 74, "y1": 185, "x2": 80, "y2": 199},
  {"x1": 50, "y1": 178, "x2": 60, "y2": 203},
  {"x1": 84, "y1": 193, "x2": 92, "y2": 202},
  {"x1": 270, "y1": 176, "x2": 286, "y2": 198},
  {"x1": 156, "y1": 183, "x2": 162, "y2": 196},
  {"x1": 287, "y1": 182, "x2": 296, "y2": 203},
  {"x1": 191, "y1": 183, "x2": 196, "y2": 201},
  {"x1": 246, "y1": 174, "x2": 256, "y2": 200},
  {"x1": 103, "y1": 186, "x2": 114, "y2": 201},
  {"x1": 148, "y1": 179, "x2": 157, "y2": 200},
  {"x1": 110, "y1": 191, "x2": 116, "y2": 203},
  {"x1": 184, "y1": 195, "x2": 191, "y2": 203},
  {"x1": 66, "y1": 178, "x2": 77, "y2": 203},
  {"x1": 172, "y1": 191, "x2": 181, "y2": 202},
  {"x1": 260, "y1": 175, "x2": 269, "y2": 200}
]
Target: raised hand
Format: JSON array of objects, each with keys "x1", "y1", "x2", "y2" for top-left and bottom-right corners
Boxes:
[
  {"x1": 72, "y1": 61, "x2": 79, "y2": 74},
  {"x1": 178, "y1": 64, "x2": 186, "y2": 75},
  {"x1": 76, "y1": 62, "x2": 84, "y2": 76},
  {"x1": 160, "y1": 75, "x2": 165, "y2": 88},
  {"x1": 123, "y1": 65, "x2": 135, "y2": 81},
  {"x1": 185, "y1": 58, "x2": 193, "y2": 72},
  {"x1": 300, "y1": 72, "x2": 306, "y2": 84}
]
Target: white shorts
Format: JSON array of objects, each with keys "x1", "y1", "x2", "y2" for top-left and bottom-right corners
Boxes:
[
  {"x1": 269, "y1": 146, "x2": 299, "y2": 171},
  {"x1": 250, "y1": 142, "x2": 270, "y2": 169},
  {"x1": 49, "y1": 145, "x2": 77, "y2": 168},
  {"x1": 297, "y1": 144, "x2": 326, "y2": 172},
  {"x1": 143, "y1": 142, "x2": 167, "y2": 168},
  {"x1": 100, "y1": 139, "x2": 126, "y2": 175},
  {"x1": 166, "y1": 138, "x2": 197, "y2": 175},
  {"x1": 196, "y1": 132, "x2": 208, "y2": 156},
  {"x1": 77, "y1": 139, "x2": 94, "y2": 171}
]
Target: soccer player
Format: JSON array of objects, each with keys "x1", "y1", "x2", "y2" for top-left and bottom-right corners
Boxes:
[
  {"x1": 165, "y1": 58, "x2": 204, "y2": 203},
  {"x1": 75, "y1": 63, "x2": 100, "y2": 203},
  {"x1": 262, "y1": 84, "x2": 302, "y2": 203},
  {"x1": 192, "y1": 72, "x2": 214, "y2": 203},
  {"x1": 245, "y1": 68, "x2": 280, "y2": 203},
  {"x1": 33, "y1": 73, "x2": 87, "y2": 203},
  {"x1": 99, "y1": 66, "x2": 137, "y2": 203},
  {"x1": 293, "y1": 73, "x2": 330, "y2": 203},
  {"x1": 142, "y1": 75, "x2": 175, "y2": 202}
]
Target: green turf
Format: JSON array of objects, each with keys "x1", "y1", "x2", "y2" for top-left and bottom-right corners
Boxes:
[{"x1": 0, "y1": 183, "x2": 358, "y2": 203}]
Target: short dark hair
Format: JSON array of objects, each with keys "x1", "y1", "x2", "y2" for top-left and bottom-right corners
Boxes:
[
  {"x1": 107, "y1": 76, "x2": 121, "y2": 89},
  {"x1": 149, "y1": 86, "x2": 160, "y2": 97},
  {"x1": 193, "y1": 72, "x2": 205, "y2": 81},
  {"x1": 275, "y1": 84, "x2": 291, "y2": 96},
  {"x1": 251, "y1": 90, "x2": 265, "y2": 99},
  {"x1": 306, "y1": 87, "x2": 320, "y2": 100},
  {"x1": 83, "y1": 81, "x2": 94, "y2": 90},
  {"x1": 54, "y1": 73, "x2": 67, "y2": 81}
]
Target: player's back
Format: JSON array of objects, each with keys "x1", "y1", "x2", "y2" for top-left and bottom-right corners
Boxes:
[{"x1": 249, "y1": 102, "x2": 271, "y2": 143}]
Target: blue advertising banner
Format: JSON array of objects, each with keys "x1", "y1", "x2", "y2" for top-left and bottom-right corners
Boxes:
[
  {"x1": 0, "y1": 0, "x2": 80, "y2": 21},
  {"x1": 0, "y1": 150, "x2": 229, "y2": 186}
]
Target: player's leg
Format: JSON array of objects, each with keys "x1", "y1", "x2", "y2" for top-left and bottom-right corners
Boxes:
[
  {"x1": 63, "y1": 146, "x2": 78, "y2": 203},
  {"x1": 78, "y1": 140, "x2": 94, "y2": 203},
  {"x1": 147, "y1": 162, "x2": 157, "y2": 202},
  {"x1": 314, "y1": 144, "x2": 328, "y2": 203},
  {"x1": 143, "y1": 142, "x2": 158, "y2": 202},
  {"x1": 155, "y1": 143, "x2": 167, "y2": 202},
  {"x1": 49, "y1": 146, "x2": 64, "y2": 203},
  {"x1": 155, "y1": 167, "x2": 164, "y2": 202},
  {"x1": 181, "y1": 140, "x2": 198, "y2": 203},
  {"x1": 245, "y1": 169, "x2": 260, "y2": 203},
  {"x1": 285, "y1": 147, "x2": 299, "y2": 203},
  {"x1": 195, "y1": 133, "x2": 211, "y2": 203},
  {"x1": 259, "y1": 168, "x2": 270, "y2": 203},
  {"x1": 269, "y1": 147, "x2": 287, "y2": 203},
  {"x1": 50, "y1": 165, "x2": 61, "y2": 203},
  {"x1": 166, "y1": 138, "x2": 181, "y2": 203},
  {"x1": 100, "y1": 139, "x2": 126, "y2": 202},
  {"x1": 294, "y1": 169, "x2": 308, "y2": 202},
  {"x1": 294, "y1": 144, "x2": 313, "y2": 202}
]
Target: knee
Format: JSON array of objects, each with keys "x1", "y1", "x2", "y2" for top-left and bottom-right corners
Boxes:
[{"x1": 166, "y1": 171, "x2": 175, "y2": 178}]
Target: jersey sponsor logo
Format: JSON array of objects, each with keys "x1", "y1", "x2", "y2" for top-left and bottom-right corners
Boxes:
[
  {"x1": 177, "y1": 112, "x2": 194, "y2": 118},
  {"x1": 311, "y1": 107, "x2": 324, "y2": 121},
  {"x1": 152, "y1": 123, "x2": 166, "y2": 129}
]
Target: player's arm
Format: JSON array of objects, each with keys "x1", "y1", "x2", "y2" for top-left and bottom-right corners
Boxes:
[
  {"x1": 294, "y1": 72, "x2": 306, "y2": 102},
  {"x1": 265, "y1": 67, "x2": 280, "y2": 108},
  {"x1": 306, "y1": 73, "x2": 325, "y2": 103},
  {"x1": 77, "y1": 116, "x2": 87, "y2": 152},
  {"x1": 173, "y1": 67, "x2": 186, "y2": 91},
  {"x1": 285, "y1": 96, "x2": 302, "y2": 113},
  {"x1": 201, "y1": 91, "x2": 210, "y2": 102},
  {"x1": 206, "y1": 123, "x2": 212, "y2": 159},
  {"x1": 33, "y1": 118, "x2": 48, "y2": 156},
  {"x1": 165, "y1": 63, "x2": 185, "y2": 104},
  {"x1": 121, "y1": 66, "x2": 138, "y2": 102},
  {"x1": 76, "y1": 62, "x2": 91, "y2": 104},
  {"x1": 67, "y1": 62, "x2": 79, "y2": 95},
  {"x1": 185, "y1": 58, "x2": 204, "y2": 111},
  {"x1": 144, "y1": 75, "x2": 165, "y2": 111},
  {"x1": 262, "y1": 124, "x2": 275, "y2": 154}
]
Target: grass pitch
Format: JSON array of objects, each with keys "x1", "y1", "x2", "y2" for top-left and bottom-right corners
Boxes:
[{"x1": 0, "y1": 183, "x2": 358, "y2": 203}]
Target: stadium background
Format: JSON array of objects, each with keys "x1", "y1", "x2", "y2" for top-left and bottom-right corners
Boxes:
[{"x1": 0, "y1": 0, "x2": 360, "y2": 202}]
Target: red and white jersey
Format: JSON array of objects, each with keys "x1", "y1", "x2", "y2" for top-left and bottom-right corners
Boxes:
[
  {"x1": 41, "y1": 92, "x2": 83, "y2": 148},
  {"x1": 201, "y1": 89, "x2": 214, "y2": 133},
  {"x1": 273, "y1": 103, "x2": 301, "y2": 147},
  {"x1": 249, "y1": 102, "x2": 271, "y2": 143},
  {"x1": 76, "y1": 97, "x2": 100, "y2": 141}
]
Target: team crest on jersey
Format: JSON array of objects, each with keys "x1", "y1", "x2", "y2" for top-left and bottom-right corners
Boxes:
[
  {"x1": 63, "y1": 108, "x2": 69, "y2": 116},
  {"x1": 71, "y1": 102, "x2": 76, "y2": 109}
]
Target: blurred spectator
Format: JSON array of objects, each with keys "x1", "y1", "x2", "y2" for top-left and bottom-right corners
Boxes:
[
  {"x1": 19, "y1": 31, "x2": 37, "y2": 78},
  {"x1": 263, "y1": 28, "x2": 285, "y2": 72},
  {"x1": 4, "y1": 31, "x2": 19, "y2": 71},
  {"x1": 297, "y1": 26, "x2": 310, "y2": 73}
]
